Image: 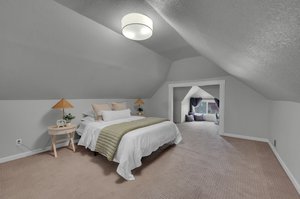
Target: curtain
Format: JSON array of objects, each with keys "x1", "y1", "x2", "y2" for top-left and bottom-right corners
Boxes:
[
  {"x1": 189, "y1": 97, "x2": 202, "y2": 114},
  {"x1": 214, "y1": 98, "x2": 220, "y2": 108},
  {"x1": 214, "y1": 98, "x2": 220, "y2": 120}
]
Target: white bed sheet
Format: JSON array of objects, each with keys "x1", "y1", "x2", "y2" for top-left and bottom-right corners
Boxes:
[
  {"x1": 77, "y1": 116, "x2": 182, "y2": 180},
  {"x1": 77, "y1": 117, "x2": 96, "y2": 136}
]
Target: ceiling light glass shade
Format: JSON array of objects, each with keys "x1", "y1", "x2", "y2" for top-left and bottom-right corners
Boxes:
[{"x1": 121, "y1": 13, "x2": 153, "y2": 41}]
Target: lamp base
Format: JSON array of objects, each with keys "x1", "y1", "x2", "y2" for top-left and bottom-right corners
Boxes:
[{"x1": 137, "y1": 112, "x2": 144, "y2": 116}]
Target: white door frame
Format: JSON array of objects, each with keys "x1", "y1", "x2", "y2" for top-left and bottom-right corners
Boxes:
[{"x1": 168, "y1": 79, "x2": 225, "y2": 134}]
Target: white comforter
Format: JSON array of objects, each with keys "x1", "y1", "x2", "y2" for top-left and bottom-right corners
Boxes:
[{"x1": 78, "y1": 116, "x2": 182, "y2": 180}]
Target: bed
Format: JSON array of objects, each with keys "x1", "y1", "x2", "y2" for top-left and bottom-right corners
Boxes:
[{"x1": 77, "y1": 116, "x2": 182, "y2": 180}]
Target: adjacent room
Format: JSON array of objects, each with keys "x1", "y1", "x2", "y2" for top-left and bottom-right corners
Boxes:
[
  {"x1": 173, "y1": 84, "x2": 221, "y2": 138},
  {"x1": 0, "y1": 0, "x2": 300, "y2": 199}
]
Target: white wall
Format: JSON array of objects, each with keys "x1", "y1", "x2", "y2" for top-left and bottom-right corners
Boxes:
[
  {"x1": 0, "y1": 99, "x2": 149, "y2": 159},
  {"x1": 174, "y1": 87, "x2": 191, "y2": 102},
  {"x1": 200, "y1": 85, "x2": 220, "y2": 99},
  {"x1": 224, "y1": 76, "x2": 270, "y2": 138},
  {"x1": 173, "y1": 87, "x2": 190, "y2": 123},
  {"x1": 148, "y1": 56, "x2": 270, "y2": 138},
  {"x1": 269, "y1": 101, "x2": 300, "y2": 189}
]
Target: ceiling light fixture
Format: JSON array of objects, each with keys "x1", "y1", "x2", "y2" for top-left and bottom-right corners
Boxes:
[{"x1": 121, "y1": 13, "x2": 153, "y2": 41}]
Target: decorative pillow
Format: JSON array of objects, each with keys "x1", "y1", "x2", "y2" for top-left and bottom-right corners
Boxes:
[
  {"x1": 102, "y1": 109, "x2": 131, "y2": 122},
  {"x1": 112, "y1": 102, "x2": 127, "y2": 110},
  {"x1": 194, "y1": 114, "x2": 205, "y2": 121},
  {"x1": 203, "y1": 114, "x2": 217, "y2": 122},
  {"x1": 185, "y1": 114, "x2": 194, "y2": 122},
  {"x1": 92, "y1": 103, "x2": 112, "y2": 120}
]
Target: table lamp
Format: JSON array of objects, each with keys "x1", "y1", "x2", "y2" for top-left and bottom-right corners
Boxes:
[
  {"x1": 135, "y1": 98, "x2": 144, "y2": 107},
  {"x1": 52, "y1": 98, "x2": 74, "y2": 119},
  {"x1": 135, "y1": 98, "x2": 144, "y2": 115}
]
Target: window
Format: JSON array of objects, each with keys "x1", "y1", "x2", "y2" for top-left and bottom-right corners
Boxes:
[
  {"x1": 195, "y1": 100, "x2": 219, "y2": 114},
  {"x1": 195, "y1": 101, "x2": 207, "y2": 114}
]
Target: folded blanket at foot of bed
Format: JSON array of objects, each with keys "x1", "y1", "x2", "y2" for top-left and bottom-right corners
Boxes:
[{"x1": 95, "y1": 117, "x2": 168, "y2": 161}]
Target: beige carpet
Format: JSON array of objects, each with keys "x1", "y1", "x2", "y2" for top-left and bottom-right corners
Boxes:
[{"x1": 1, "y1": 122, "x2": 299, "y2": 199}]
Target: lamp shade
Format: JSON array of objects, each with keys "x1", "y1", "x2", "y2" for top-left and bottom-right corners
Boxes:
[
  {"x1": 52, "y1": 98, "x2": 74, "y2": 109},
  {"x1": 121, "y1": 13, "x2": 153, "y2": 41},
  {"x1": 135, "y1": 98, "x2": 144, "y2": 106}
]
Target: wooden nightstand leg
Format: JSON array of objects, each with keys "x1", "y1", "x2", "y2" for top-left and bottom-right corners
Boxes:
[
  {"x1": 67, "y1": 133, "x2": 71, "y2": 147},
  {"x1": 51, "y1": 135, "x2": 57, "y2": 158},
  {"x1": 68, "y1": 132, "x2": 76, "y2": 152}
]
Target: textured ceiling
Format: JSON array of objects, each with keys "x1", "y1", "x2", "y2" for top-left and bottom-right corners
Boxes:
[
  {"x1": 1, "y1": 0, "x2": 300, "y2": 102},
  {"x1": 147, "y1": 0, "x2": 300, "y2": 102},
  {"x1": 0, "y1": 0, "x2": 170, "y2": 100},
  {"x1": 54, "y1": 0, "x2": 200, "y2": 61}
]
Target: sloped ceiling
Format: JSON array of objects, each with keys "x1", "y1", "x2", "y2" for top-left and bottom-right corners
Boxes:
[
  {"x1": 1, "y1": 0, "x2": 300, "y2": 102},
  {"x1": 54, "y1": 0, "x2": 200, "y2": 61},
  {"x1": 0, "y1": 0, "x2": 170, "y2": 100},
  {"x1": 146, "y1": 0, "x2": 300, "y2": 102}
]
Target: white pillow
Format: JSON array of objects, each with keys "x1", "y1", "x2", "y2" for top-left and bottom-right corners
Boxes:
[
  {"x1": 102, "y1": 109, "x2": 131, "y2": 121},
  {"x1": 203, "y1": 114, "x2": 217, "y2": 122}
]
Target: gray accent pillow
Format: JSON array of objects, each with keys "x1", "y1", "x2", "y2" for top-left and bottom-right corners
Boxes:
[
  {"x1": 185, "y1": 114, "x2": 194, "y2": 122},
  {"x1": 194, "y1": 114, "x2": 205, "y2": 121}
]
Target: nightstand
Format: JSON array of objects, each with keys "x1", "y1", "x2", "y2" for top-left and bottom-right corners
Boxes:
[{"x1": 48, "y1": 124, "x2": 76, "y2": 158}]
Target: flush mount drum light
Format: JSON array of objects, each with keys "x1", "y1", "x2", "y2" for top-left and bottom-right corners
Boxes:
[{"x1": 121, "y1": 13, "x2": 153, "y2": 41}]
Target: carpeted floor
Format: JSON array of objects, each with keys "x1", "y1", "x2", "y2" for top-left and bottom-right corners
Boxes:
[{"x1": 1, "y1": 122, "x2": 299, "y2": 199}]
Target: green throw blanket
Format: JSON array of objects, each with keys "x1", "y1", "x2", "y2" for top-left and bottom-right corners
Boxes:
[{"x1": 95, "y1": 117, "x2": 168, "y2": 161}]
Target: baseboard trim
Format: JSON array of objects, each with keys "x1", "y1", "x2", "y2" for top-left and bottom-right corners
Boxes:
[
  {"x1": 220, "y1": 132, "x2": 269, "y2": 143},
  {"x1": 220, "y1": 132, "x2": 300, "y2": 195},
  {"x1": 268, "y1": 142, "x2": 300, "y2": 195},
  {"x1": 0, "y1": 139, "x2": 79, "y2": 164}
]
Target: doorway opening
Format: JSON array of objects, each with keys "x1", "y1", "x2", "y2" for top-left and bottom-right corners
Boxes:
[{"x1": 168, "y1": 80, "x2": 225, "y2": 134}]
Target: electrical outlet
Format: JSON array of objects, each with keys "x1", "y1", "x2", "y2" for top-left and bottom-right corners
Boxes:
[
  {"x1": 273, "y1": 139, "x2": 277, "y2": 147},
  {"x1": 16, "y1": 138, "x2": 22, "y2": 145}
]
